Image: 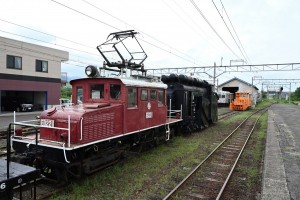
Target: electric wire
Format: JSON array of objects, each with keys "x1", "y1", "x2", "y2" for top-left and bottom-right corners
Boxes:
[
  {"x1": 1, "y1": 34, "x2": 191, "y2": 78},
  {"x1": 50, "y1": 0, "x2": 206, "y2": 66},
  {"x1": 190, "y1": 0, "x2": 240, "y2": 59},
  {"x1": 1, "y1": 32, "x2": 182, "y2": 73},
  {"x1": 0, "y1": 19, "x2": 94, "y2": 50},
  {"x1": 0, "y1": 29, "x2": 116, "y2": 65},
  {"x1": 211, "y1": 0, "x2": 248, "y2": 63},
  {"x1": 50, "y1": 0, "x2": 120, "y2": 31},
  {"x1": 80, "y1": 0, "x2": 208, "y2": 66},
  {"x1": 166, "y1": 0, "x2": 231, "y2": 56},
  {"x1": 0, "y1": 36, "x2": 102, "y2": 71},
  {"x1": 0, "y1": 29, "x2": 99, "y2": 57},
  {"x1": 219, "y1": 0, "x2": 251, "y2": 64},
  {"x1": 0, "y1": 42, "x2": 100, "y2": 68},
  {"x1": 163, "y1": 1, "x2": 223, "y2": 62}
]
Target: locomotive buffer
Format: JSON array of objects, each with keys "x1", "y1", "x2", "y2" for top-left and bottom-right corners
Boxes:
[{"x1": 0, "y1": 124, "x2": 40, "y2": 200}]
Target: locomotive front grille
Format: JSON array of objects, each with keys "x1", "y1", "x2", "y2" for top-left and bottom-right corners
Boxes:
[{"x1": 83, "y1": 112, "x2": 114, "y2": 142}]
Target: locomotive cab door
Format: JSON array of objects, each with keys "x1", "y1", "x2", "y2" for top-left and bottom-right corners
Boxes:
[
  {"x1": 140, "y1": 88, "x2": 150, "y2": 129},
  {"x1": 125, "y1": 87, "x2": 141, "y2": 132}
]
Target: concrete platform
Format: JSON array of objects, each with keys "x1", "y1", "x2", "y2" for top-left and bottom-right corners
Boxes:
[{"x1": 262, "y1": 104, "x2": 300, "y2": 200}]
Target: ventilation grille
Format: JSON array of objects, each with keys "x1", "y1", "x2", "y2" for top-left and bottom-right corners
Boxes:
[{"x1": 83, "y1": 112, "x2": 114, "y2": 142}]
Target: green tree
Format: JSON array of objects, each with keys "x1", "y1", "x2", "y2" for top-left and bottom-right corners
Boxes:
[
  {"x1": 61, "y1": 86, "x2": 72, "y2": 99},
  {"x1": 291, "y1": 87, "x2": 300, "y2": 101}
]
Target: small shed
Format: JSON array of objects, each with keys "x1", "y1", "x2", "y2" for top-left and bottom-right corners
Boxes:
[{"x1": 217, "y1": 77, "x2": 259, "y2": 105}]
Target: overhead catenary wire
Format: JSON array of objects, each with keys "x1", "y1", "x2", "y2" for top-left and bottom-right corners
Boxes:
[
  {"x1": 80, "y1": 0, "x2": 208, "y2": 66},
  {"x1": 161, "y1": 0, "x2": 228, "y2": 60},
  {"x1": 0, "y1": 41, "x2": 100, "y2": 68},
  {"x1": 211, "y1": 0, "x2": 248, "y2": 63},
  {"x1": 0, "y1": 19, "x2": 94, "y2": 50},
  {"x1": 190, "y1": 0, "x2": 241, "y2": 60},
  {"x1": 219, "y1": 0, "x2": 252, "y2": 64},
  {"x1": 0, "y1": 30, "x2": 99, "y2": 57},
  {"x1": 0, "y1": 25, "x2": 200, "y2": 71},
  {"x1": 1, "y1": 1, "x2": 253, "y2": 73},
  {"x1": 0, "y1": 30, "x2": 196, "y2": 73},
  {"x1": 0, "y1": 29, "x2": 117, "y2": 64},
  {"x1": 49, "y1": 0, "x2": 206, "y2": 67},
  {"x1": 0, "y1": 33, "x2": 104, "y2": 70}
]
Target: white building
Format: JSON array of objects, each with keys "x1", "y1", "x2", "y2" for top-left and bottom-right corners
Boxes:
[
  {"x1": 217, "y1": 77, "x2": 259, "y2": 105},
  {"x1": 0, "y1": 36, "x2": 69, "y2": 112}
]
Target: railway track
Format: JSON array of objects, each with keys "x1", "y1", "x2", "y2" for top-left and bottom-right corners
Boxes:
[
  {"x1": 218, "y1": 111, "x2": 237, "y2": 121},
  {"x1": 3, "y1": 107, "x2": 264, "y2": 199},
  {"x1": 10, "y1": 177, "x2": 66, "y2": 200},
  {"x1": 0, "y1": 125, "x2": 39, "y2": 158},
  {"x1": 163, "y1": 107, "x2": 268, "y2": 199}
]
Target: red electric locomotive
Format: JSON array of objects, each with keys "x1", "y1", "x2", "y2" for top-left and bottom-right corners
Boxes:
[
  {"x1": 10, "y1": 30, "x2": 182, "y2": 181},
  {"x1": 10, "y1": 30, "x2": 218, "y2": 182}
]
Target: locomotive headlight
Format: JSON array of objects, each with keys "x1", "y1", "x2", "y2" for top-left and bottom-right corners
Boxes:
[
  {"x1": 85, "y1": 66, "x2": 92, "y2": 75},
  {"x1": 85, "y1": 65, "x2": 98, "y2": 78}
]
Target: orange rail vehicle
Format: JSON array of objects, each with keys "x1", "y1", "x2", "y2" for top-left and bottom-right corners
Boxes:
[{"x1": 230, "y1": 92, "x2": 252, "y2": 111}]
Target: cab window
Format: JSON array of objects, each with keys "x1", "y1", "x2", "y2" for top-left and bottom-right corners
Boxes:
[
  {"x1": 158, "y1": 90, "x2": 164, "y2": 105},
  {"x1": 128, "y1": 87, "x2": 137, "y2": 107},
  {"x1": 90, "y1": 84, "x2": 104, "y2": 99},
  {"x1": 150, "y1": 90, "x2": 156, "y2": 101},
  {"x1": 76, "y1": 86, "x2": 83, "y2": 104},
  {"x1": 141, "y1": 89, "x2": 148, "y2": 101},
  {"x1": 110, "y1": 84, "x2": 121, "y2": 99}
]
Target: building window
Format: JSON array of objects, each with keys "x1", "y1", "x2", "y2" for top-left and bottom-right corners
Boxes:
[
  {"x1": 141, "y1": 89, "x2": 148, "y2": 101},
  {"x1": 150, "y1": 90, "x2": 156, "y2": 101},
  {"x1": 90, "y1": 84, "x2": 104, "y2": 99},
  {"x1": 128, "y1": 87, "x2": 137, "y2": 108},
  {"x1": 158, "y1": 90, "x2": 164, "y2": 105},
  {"x1": 36, "y1": 60, "x2": 48, "y2": 72},
  {"x1": 7, "y1": 55, "x2": 22, "y2": 69}
]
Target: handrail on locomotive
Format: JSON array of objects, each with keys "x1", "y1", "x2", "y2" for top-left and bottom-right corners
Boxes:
[
  {"x1": 10, "y1": 111, "x2": 72, "y2": 163},
  {"x1": 168, "y1": 99, "x2": 183, "y2": 119}
]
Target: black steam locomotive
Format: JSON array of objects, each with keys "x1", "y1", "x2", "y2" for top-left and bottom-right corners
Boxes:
[{"x1": 162, "y1": 74, "x2": 218, "y2": 134}]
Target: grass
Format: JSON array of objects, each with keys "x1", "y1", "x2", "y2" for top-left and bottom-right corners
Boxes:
[
  {"x1": 51, "y1": 120, "x2": 233, "y2": 200},
  {"x1": 51, "y1": 135, "x2": 211, "y2": 199},
  {"x1": 244, "y1": 103, "x2": 268, "y2": 190},
  {"x1": 245, "y1": 113, "x2": 268, "y2": 189},
  {"x1": 229, "y1": 111, "x2": 268, "y2": 198},
  {"x1": 51, "y1": 101, "x2": 272, "y2": 199}
]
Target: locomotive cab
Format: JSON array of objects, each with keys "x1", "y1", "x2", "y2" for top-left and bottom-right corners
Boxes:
[{"x1": 37, "y1": 76, "x2": 170, "y2": 147}]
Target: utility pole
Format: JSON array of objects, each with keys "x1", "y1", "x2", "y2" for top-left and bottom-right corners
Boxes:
[
  {"x1": 213, "y1": 62, "x2": 216, "y2": 87},
  {"x1": 289, "y1": 82, "x2": 291, "y2": 104}
]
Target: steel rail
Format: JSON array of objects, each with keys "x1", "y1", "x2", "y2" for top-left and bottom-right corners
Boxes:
[
  {"x1": 216, "y1": 108, "x2": 267, "y2": 199},
  {"x1": 163, "y1": 107, "x2": 267, "y2": 200},
  {"x1": 218, "y1": 111, "x2": 237, "y2": 120}
]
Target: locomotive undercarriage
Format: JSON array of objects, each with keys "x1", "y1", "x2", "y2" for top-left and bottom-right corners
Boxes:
[
  {"x1": 130, "y1": 126, "x2": 175, "y2": 152},
  {"x1": 12, "y1": 139, "x2": 129, "y2": 183},
  {"x1": 11, "y1": 124, "x2": 175, "y2": 183}
]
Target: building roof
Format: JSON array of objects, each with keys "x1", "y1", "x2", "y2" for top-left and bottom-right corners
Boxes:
[{"x1": 218, "y1": 77, "x2": 259, "y2": 90}]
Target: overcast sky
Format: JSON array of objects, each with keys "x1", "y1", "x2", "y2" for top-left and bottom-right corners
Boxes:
[{"x1": 1, "y1": 0, "x2": 300, "y2": 91}]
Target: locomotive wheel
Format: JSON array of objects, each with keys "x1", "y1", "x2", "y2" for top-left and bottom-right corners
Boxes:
[
  {"x1": 42, "y1": 166, "x2": 57, "y2": 180},
  {"x1": 42, "y1": 166, "x2": 68, "y2": 184}
]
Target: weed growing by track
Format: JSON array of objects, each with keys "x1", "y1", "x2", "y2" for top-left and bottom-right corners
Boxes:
[
  {"x1": 221, "y1": 106, "x2": 269, "y2": 199},
  {"x1": 51, "y1": 101, "x2": 272, "y2": 199}
]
